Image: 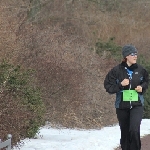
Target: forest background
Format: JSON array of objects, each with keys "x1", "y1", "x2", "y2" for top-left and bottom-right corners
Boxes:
[{"x1": 0, "y1": 0, "x2": 150, "y2": 147}]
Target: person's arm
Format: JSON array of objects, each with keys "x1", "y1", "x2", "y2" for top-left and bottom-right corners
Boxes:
[{"x1": 104, "y1": 67, "x2": 124, "y2": 94}]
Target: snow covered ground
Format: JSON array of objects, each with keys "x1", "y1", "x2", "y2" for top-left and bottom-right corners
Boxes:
[{"x1": 12, "y1": 119, "x2": 150, "y2": 150}]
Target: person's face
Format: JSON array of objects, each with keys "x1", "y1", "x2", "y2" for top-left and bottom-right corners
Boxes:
[{"x1": 126, "y1": 53, "x2": 137, "y2": 66}]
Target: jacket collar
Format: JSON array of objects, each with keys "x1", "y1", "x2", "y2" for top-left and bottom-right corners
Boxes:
[{"x1": 121, "y1": 62, "x2": 138, "y2": 71}]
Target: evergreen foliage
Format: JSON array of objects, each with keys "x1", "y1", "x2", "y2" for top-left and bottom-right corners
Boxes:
[
  {"x1": 137, "y1": 56, "x2": 150, "y2": 118},
  {"x1": 27, "y1": 0, "x2": 41, "y2": 22},
  {"x1": 0, "y1": 60, "x2": 45, "y2": 146},
  {"x1": 95, "y1": 37, "x2": 122, "y2": 61},
  {"x1": 88, "y1": 0, "x2": 121, "y2": 11}
]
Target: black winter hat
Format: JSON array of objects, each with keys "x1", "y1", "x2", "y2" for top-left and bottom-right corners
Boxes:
[{"x1": 122, "y1": 45, "x2": 137, "y2": 58}]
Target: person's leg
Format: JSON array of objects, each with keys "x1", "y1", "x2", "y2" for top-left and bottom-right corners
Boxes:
[
  {"x1": 129, "y1": 106, "x2": 143, "y2": 150},
  {"x1": 116, "y1": 108, "x2": 130, "y2": 150}
]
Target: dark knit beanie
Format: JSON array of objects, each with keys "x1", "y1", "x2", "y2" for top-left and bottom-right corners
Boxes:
[{"x1": 122, "y1": 45, "x2": 138, "y2": 58}]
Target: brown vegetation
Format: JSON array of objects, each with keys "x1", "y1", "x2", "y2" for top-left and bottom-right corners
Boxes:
[{"x1": 0, "y1": 0, "x2": 150, "y2": 147}]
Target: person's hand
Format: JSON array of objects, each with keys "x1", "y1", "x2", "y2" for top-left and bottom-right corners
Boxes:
[
  {"x1": 135, "y1": 86, "x2": 142, "y2": 92},
  {"x1": 121, "y1": 79, "x2": 129, "y2": 86}
]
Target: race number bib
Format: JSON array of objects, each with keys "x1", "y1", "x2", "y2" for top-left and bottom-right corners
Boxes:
[{"x1": 123, "y1": 90, "x2": 138, "y2": 101}]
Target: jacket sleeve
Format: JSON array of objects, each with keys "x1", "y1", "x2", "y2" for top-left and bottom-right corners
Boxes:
[
  {"x1": 104, "y1": 67, "x2": 123, "y2": 94},
  {"x1": 140, "y1": 68, "x2": 149, "y2": 94}
]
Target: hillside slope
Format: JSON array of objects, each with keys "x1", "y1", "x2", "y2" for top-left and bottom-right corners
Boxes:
[{"x1": 0, "y1": 0, "x2": 150, "y2": 129}]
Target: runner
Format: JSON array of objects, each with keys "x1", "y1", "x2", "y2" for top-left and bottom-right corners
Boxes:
[{"x1": 104, "y1": 44, "x2": 149, "y2": 150}]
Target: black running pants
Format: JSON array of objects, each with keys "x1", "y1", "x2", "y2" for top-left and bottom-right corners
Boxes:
[{"x1": 116, "y1": 106, "x2": 143, "y2": 150}]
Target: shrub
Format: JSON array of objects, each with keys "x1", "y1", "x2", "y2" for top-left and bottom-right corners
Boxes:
[
  {"x1": 27, "y1": 0, "x2": 41, "y2": 22},
  {"x1": 137, "y1": 55, "x2": 150, "y2": 118},
  {"x1": 87, "y1": 0, "x2": 138, "y2": 12},
  {"x1": 0, "y1": 60, "x2": 45, "y2": 147},
  {"x1": 95, "y1": 37, "x2": 122, "y2": 62}
]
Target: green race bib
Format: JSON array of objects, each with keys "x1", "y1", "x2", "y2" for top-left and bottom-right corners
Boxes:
[{"x1": 123, "y1": 90, "x2": 138, "y2": 101}]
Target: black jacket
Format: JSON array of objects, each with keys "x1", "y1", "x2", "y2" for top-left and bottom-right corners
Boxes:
[{"x1": 104, "y1": 62, "x2": 149, "y2": 109}]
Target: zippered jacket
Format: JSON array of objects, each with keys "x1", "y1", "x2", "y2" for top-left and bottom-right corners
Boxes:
[{"x1": 104, "y1": 62, "x2": 149, "y2": 109}]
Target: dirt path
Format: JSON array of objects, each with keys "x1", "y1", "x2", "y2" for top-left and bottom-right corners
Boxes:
[{"x1": 114, "y1": 134, "x2": 150, "y2": 150}]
